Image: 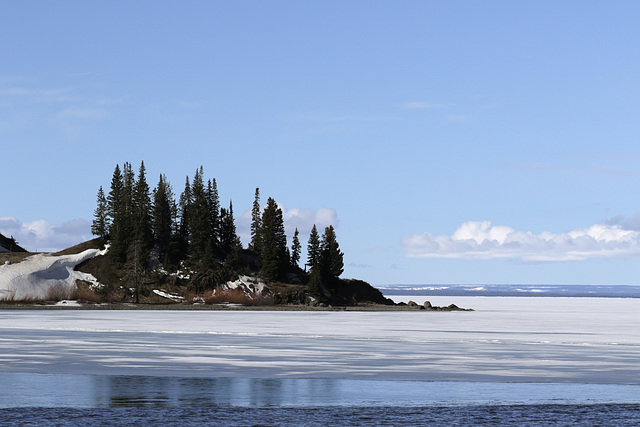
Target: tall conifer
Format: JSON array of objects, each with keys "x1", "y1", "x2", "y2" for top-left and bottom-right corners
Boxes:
[
  {"x1": 92, "y1": 186, "x2": 109, "y2": 241},
  {"x1": 219, "y1": 200, "x2": 238, "y2": 256},
  {"x1": 152, "y1": 174, "x2": 174, "y2": 264},
  {"x1": 133, "y1": 161, "x2": 153, "y2": 267},
  {"x1": 320, "y1": 225, "x2": 344, "y2": 280},
  {"x1": 206, "y1": 178, "x2": 220, "y2": 255},
  {"x1": 307, "y1": 224, "x2": 320, "y2": 271},
  {"x1": 249, "y1": 188, "x2": 262, "y2": 254},
  {"x1": 260, "y1": 197, "x2": 288, "y2": 281},
  {"x1": 108, "y1": 164, "x2": 127, "y2": 263},
  {"x1": 190, "y1": 166, "x2": 212, "y2": 265},
  {"x1": 291, "y1": 228, "x2": 301, "y2": 267}
]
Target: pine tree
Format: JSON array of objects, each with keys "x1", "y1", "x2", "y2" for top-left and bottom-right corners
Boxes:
[
  {"x1": 133, "y1": 161, "x2": 153, "y2": 268},
  {"x1": 107, "y1": 164, "x2": 127, "y2": 263},
  {"x1": 249, "y1": 188, "x2": 262, "y2": 254},
  {"x1": 206, "y1": 178, "x2": 220, "y2": 256},
  {"x1": 91, "y1": 186, "x2": 109, "y2": 242},
  {"x1": 189, "y1": 166, "x2": 212, "y2": 265},
  {"x1": 152, "y1": 174, "x2": 174, "y2": 265},
  {"x1": 219, "y1": 200, "x2": 239, "y2": 256},
  {"x1": 306, "y1": 224, "x2": 320, "y2": 271},
  {"x1": 260, "y1": 197, "x2": 289, "y2": 281},
  {"x1": 307, "y1": 264, "x2": 324, "y2": 300},
  {"x1": 320, "y1": 225, "x2": 344, "y2": 280},
  {"x1": 291, "y1": 228, "x2": 301, "y2": 267},
  {"x1": 178, "y1": 175, "x2": 192, "y2": 249}
]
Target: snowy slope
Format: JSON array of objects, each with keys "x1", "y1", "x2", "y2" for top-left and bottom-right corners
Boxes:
[{"x1": 0, "y1": 246, "x2": 108, "y2": 300}]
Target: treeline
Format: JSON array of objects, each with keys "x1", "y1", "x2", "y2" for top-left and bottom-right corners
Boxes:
[{"x1": 91, "y1": 162, "x2": 343, "y2": 295}]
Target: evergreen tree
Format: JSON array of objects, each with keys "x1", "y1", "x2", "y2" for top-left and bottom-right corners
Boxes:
[
  {"x1": 107, "y1": 164, "x2": 127, "y2": 263},
  {"x1": 306, "y1": 224, "x2": 320, "y2": 271},
  {"x1": 107, "y1": 164, "x2": 123, "y2": 224},
  {"x1": 291, "y1": 228, "x2": 301, "y2": 267},
  {"x1": 219, "y1": 200, "x2": 239, "y2": 256},
  {"x1": 189, "y1": 166, "x2": 212, "y2": 265},
  {"x1": 178, "y1": 175, "x2": 192, "y2": 247},
  {"x1": 320, "y1": 225, "x2": 344, "y2": 280},
  {"x1": 152, "y1": 174, "x2": 174, "y2": 264},
  {"x1": 133, "y1": 161, "x2": 153, "y2": 267},
  {"x1": 91, "y1": 186, "x2": 109, "y2": 241},
  {"x1": 206, "y1": 178, "x2": 220, "y2": 256},
  {"x1": 260, "y1": 197, "x2": 288, "y2": 281},
  {"x1": 249, "y1": 187, "x2": 262, "y2": 254},
  {"x1": 307, "y1": 264, "x2": 324, "y2": 300}
]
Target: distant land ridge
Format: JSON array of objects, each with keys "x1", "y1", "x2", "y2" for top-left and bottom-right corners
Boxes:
[
  {"x1": 379, "y1": 284, "x2": 640, "y2": 298},
  {"x1": 0, "y1": 232, "x2": 27, "y2": 253}
]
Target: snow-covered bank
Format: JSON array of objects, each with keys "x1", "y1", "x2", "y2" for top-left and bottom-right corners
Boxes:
[{"x1": 0, "y1": 247, "x2": 108, "y2": 300}]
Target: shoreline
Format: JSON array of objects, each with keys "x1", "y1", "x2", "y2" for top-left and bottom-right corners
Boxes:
[{"x1": 0, "y1": 301, "x2": 472, "y2": 311}]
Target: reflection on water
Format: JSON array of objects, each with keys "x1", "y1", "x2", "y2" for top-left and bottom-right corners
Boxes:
[
  {"x1": 2, "y1": 372, "x2": 640, "y2": 408},
  {"x1": 93, "y1": 376, "x2": 340, "y2": 407}
]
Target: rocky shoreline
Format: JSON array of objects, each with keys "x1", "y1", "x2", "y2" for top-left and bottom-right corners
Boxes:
[{"x1": 0, "y1": 300, "x2": 473, "y2": 311}]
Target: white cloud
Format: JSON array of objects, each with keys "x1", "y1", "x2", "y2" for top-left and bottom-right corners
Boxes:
[
  {"x1": 281, "y1": 206, "x2": 338, "y2": 235},
  {"x1": 403, "y1": 220, "x2": 640, "y2": 262},
  {"x1": 0, "y1": 216, "x2": 92, "y2": 253}
]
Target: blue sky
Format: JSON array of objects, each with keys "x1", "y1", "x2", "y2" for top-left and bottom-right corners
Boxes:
[{"x1": 2, "y1": 1, "x2": 640, "y2": 286}]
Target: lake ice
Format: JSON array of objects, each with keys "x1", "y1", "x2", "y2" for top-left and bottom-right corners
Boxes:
[{"x1": 1, "y1": 297, "x2": 638, "y2": 384}]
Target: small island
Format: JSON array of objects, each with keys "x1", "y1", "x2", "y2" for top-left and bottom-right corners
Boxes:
[{"x1": 1, "y1": 161, "x2": 471, "y2": 312}]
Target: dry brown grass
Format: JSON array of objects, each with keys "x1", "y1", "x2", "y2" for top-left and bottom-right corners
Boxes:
[
  {"x1": 0, "y1": 252, "x2": 34, "y2": 264},
  {"x1": 0, "y1": 291, "x2": 40, "y2": 304},
  {"x1": 0, "y1": 290, "x2": 16, "y2": 302},
  {"x1": 45, "y1": 285, "x2": 75, "y2": 301},
  {"x1": 73, "y1": 284, "x2": 104, "y2": 304}
]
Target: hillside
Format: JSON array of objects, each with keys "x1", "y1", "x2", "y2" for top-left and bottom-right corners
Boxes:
[
  {"x1": 73, "y1": 239, "x2": 395, "y2": 307},
  {"x1": 0, "y1": 238, "x2": 396, "y2": 307},
  {"x1": 0, "y1": 232, "x2": 27, "y2": 253}
]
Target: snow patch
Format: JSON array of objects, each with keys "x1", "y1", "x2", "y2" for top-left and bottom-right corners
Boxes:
[
  {"x1": 222, "y1": 275, "x2": 267, "y2": 295},
  {"x1": 0, "y1": 245, "x2": 108, "y2": 300},
  {"x1": 153, "y1": 289, "x2": 185, "y2": 302},
  {"x1": 53, "y1": 300, "x2": 81, "y2": 307}
]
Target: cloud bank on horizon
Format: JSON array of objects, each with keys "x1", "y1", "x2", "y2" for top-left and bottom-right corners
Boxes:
[
  {"x1": 403, "y1": 216, "x2": 640, "y2": 262},
  {"x1": 0, "y1": 216, "x2": 92, "y2": 253}
]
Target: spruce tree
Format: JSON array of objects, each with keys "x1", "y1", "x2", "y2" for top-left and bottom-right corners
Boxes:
[
  {"x1": 133, "y1": 161, "x2": 153, "y2": 268},
  {"x1": 189, "y1": 166, "x2": 212, "y2": 265},
  {"x1": 306, "y1": 224, "x2": 320, "y2": 271},
  {"x1": 291, "y1": 228, "x2": 301, "y2": 267},
  {"x1": 307, "y1": 264, "x2": 324, "y2": 300},
  {"x1": 206, "y1": 178, "x2": 220, "y2": 256},
  {"x1": 249, "y1": 188, "x2": 262, "y2": 254},
  {"x1": 177, "y1": 175, "x2": 192, "y2": 256},
  {"x1": 152, "y1": 174, "x2": 174, "y2": 265},
  {"x1": 219, "y1": 201, "x2": 239, "y2": 256},
  {"x1": 91, "y1": 186, "x2": 109, "y2": 242},
  {"x1": 107, "y1": 164, "x2": 127, "y2": 263},
  {"x1": 320, "y1": 225, "x2": 344, "y2": 280},
  {"x1": 260, "y1": 197, "x2": 288, "y2": 281}
]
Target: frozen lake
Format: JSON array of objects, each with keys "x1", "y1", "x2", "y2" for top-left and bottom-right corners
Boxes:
[
  {"x1": 1, "y1": 297, "x2": 639, "y2": 383},
  {"x1": 1, "y1": 297, "x2": 639, "y2": 409}
]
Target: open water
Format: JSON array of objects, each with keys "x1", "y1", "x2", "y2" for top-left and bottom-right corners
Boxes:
[
  {"x1": 1, "y1": 374, "x2": 640, "y2": 425},
  {"x1": 4, "y1": 404, "x2": 640, "y2": 426}
]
